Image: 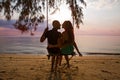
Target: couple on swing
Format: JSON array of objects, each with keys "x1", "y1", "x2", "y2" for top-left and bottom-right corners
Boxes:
[{"x1": 40, "y1": 20, "x2": 82, "y2": 72}]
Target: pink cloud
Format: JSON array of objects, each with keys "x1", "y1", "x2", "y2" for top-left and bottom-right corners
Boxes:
[
  {"x1": 0, "y1": 27, "x2": 21, "y2": 36},
  {"x1": 74, "y1": 26, "x2": 120, "y2": 36}
]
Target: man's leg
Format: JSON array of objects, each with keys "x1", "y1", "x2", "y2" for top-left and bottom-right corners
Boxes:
[
  {"x1": 54, "y1": 56, "x2": 58, "y2": 71},
  {"x1": 51, "y1": 56, "x2": 55, "y2": 72},
  {"x1": 47, "y1": 54, "x2": 50, "y2": 60},
  {"x1": 59, "y1": 55, "x2": 62, "y2": 66}
]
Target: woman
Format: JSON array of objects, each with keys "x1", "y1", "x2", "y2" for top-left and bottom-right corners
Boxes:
[{"x1": 59, "y1": 20, "x2": 82, "y2": 68}]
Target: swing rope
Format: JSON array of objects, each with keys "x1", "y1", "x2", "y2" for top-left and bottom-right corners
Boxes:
[{"x1": 46, "y1": 0, "x2": 49, "y2": 28}]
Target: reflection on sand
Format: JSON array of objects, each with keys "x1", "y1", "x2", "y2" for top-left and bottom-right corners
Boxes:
[
  {"x1": 46, "y1": 66, "x2": 78, "y2": 80},
  {"x1": 47, "y1": 70, "x2": 73, "y2": 80}
]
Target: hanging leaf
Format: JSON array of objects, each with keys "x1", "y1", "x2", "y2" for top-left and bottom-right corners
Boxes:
[{"x1": 0, "y1": 0, "x2": 86, "y2": 34}]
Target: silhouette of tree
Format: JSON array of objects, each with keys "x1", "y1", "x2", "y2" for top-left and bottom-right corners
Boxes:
[{"x1": 0, "y1": 0, "x2": 86, "y2": 35}]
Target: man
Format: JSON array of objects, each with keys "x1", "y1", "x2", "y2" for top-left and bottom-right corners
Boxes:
[{"x1": 40, "y1": 20, "x2": 61, "y2": 71}]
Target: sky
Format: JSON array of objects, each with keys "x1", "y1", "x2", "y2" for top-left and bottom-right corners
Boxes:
[
  {"x1": 81, "y1": 0, "x2": 120, "y2": 36},
  {"x1": 0, "y1": 0, "x2": 120, "y2": 36}
]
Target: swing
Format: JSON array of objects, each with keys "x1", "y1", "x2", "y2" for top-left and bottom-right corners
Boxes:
[{"x1": 45, "y1": 0, "x2": 77, "y2": 70}]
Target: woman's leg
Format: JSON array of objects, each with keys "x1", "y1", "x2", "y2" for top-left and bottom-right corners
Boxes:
[{"x1": 64, "y1": 55, "x2": 70, "y2": 68}]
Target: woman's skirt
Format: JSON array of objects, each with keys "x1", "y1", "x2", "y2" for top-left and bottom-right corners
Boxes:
[{"x1": 61, "y1": 45, "x2": 74, "y2": 55}]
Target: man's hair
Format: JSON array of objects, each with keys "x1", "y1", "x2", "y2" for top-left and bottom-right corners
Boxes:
[{"x1": 52, "y1": 20, "x2": 60, "y2": 29}]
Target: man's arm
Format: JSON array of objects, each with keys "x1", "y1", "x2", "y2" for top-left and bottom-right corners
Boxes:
[{"x1": 40, "y1": 27, "x2": 48, "y2": 42}]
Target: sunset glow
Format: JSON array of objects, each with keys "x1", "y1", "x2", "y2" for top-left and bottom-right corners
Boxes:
[
  {"x1": 0, "y1": 0, "x2": 120, "y2": 36},
  {"x1": 49, "y1": 3, "x2": 71, "y2": 23}
]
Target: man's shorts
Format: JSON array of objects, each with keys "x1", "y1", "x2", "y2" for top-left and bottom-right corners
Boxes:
[{"x1": 47, "y1": 47, "x2": 61, "y2": 56}]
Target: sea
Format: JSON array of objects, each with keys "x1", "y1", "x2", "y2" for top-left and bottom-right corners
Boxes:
[{"x1": 0, "y1": 35, "x2": 120, "y2": 56}]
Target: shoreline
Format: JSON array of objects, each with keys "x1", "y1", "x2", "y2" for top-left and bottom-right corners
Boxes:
[
  {"x1": 0, "y1": 52, "x2": 120, "y2": 56},
  {"x1": 85, "y1": 52, "x2": 120, "y2": 56}
]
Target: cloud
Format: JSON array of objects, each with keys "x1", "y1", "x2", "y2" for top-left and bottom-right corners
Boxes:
[
  {"x1": 0, "y1": 27, "x2": 20, "y2": 36},
  {"x1": 86, "y1": 0, "x2": 120, "y2": 9},
  {"x1": 0, "y1": 19, "x2": 51, "y2": 36}
]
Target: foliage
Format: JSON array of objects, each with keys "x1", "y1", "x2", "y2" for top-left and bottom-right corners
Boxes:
[{"x1": 0, "y1": 0, "x2": 86, "y2": 35}]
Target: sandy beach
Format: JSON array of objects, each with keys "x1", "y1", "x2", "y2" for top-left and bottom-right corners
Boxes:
[{"x1": 0, "y1": 54, "x2": 120, "y2": 80}]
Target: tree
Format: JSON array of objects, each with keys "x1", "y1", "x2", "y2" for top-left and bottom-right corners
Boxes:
[{"x1": 0, "y1": 0, "x2": 86, "y2": 35}]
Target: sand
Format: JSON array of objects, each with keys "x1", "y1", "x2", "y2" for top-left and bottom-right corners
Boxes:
[{"x1": 0, "y1": 54, "x2": 120, "y2": 80}]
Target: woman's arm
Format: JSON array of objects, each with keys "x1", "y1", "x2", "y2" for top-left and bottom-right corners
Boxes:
[{"x1": 73, "y1": 41, "x2": 82, "y2": 56}]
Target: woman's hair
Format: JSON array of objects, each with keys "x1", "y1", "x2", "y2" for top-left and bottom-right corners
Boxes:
[
  {"x1": 62, "y1": 21, "x2": 73, "y2": 30},
  {"x1": 62, "y1": 21, "x2": 74, "y2": 43}
]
